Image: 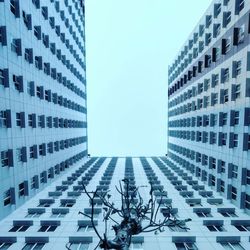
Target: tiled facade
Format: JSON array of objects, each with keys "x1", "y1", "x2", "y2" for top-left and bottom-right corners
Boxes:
[
  {"x1": 0, "y1": 157, "x2": 250, "y2": 250},
  {"x1": 0, "y1": 0, "x2": 87, "y2": 220},
  {"x1": 168, "y1": 0, "x2": 250, "y2": 213},
  {"x1": 1, "y1": 0, "x2": 250, "y2": 250}
]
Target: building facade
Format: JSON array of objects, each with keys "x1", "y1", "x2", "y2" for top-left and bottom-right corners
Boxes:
[
  {"x1": 0, "y1": 0, "x2": 87, "y2": 220},
  {"x1": 1, "y1": 0, "x2": 250, "y2": 250},
  {"x1": 0, "y1": 157, "x2": 250, "y2": 250},
  {"x1": 168, "y1": 0, "x2": 250, "y2": 213}
]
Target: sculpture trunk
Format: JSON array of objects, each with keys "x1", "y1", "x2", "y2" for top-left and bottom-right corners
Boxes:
[{"x1": 101, "y1": 226, "x2": 132, "y2": 250}]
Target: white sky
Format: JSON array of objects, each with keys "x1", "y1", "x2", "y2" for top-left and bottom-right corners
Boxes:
[{"x1": 85, "y1": 0, "x2": 212, "y2": 157}]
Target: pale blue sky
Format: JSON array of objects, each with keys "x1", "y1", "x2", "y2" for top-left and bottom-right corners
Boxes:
[{"x1": 85, "y1": 0, "x2": 212, "y2": 157}]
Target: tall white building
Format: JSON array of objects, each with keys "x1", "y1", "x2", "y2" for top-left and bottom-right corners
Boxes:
[
  {"x1": 1, "y1": 0, "x2": 250, "y2": 250},
  {"x1": 0, "y1": 157, "x2": 250, "y2": 250},
  {"x1": 168, "y1": 0, "x2": 250, "y2": 212},
  {"x1": 0, "y1": 0, "x2": 87, "y2": 220}
]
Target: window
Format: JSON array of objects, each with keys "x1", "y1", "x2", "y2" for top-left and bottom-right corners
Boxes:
[
  {"x1": 38, "y1": 224, "x2": 57, "y2": 232},
  {"x1": 19, "y1": 182, "x2": 25, "y2": 197},
  {"x1": 235, "y1": 0, "x2": 244, "y2": 15},
  {"x1": 0, "y1": 26, "x2": 7, "y2": 46},
  {"x1": 233, "y1": 60, "x2": 242, "y2": 77},
  {"x1": 223, "y1": 11, "x2": 231, "y2": 27},
  {"x1": 195, "y1": 211, "x2": 212, "y2": 217},
  {"x1": 31, "y1": 176, "x2": 38, "y2": 189},
  {"x1": 206, "y1": 15, "x2": 212, "y2": 28},
  {"x1": 169, "y1": 225, "x2": 187, "y2": 232},
  {"x1": 0, "y1": 242, "x2": 13, "y2": 249},
  {"x1": 35, "y1": 56, "x2": 42, "y2": 70},
  {"x1": 22, "y1": 11, "x2": 32, "y2": 30},
  {"x1": 1, "y1": 150, "x2": 13, "y2": 167},
  {"x1": 175, "y1": 242, "x2": 198, "y2": 250},
  {"x1": 9, "y1": 224, "x2": 29, "y2": 232},
  {"x1": 32, "y1": 0, "x2": 40, "y2": 8},
  {"x1": 234, "y1": 224, "x2": 250, "y2": 232},
  {"x1": 38, "y1": 199, "x2": 54, "y2": 207},
  {"x1": 38, "y1": 115, "x2": 45, "y2": 128},
  {"x1": 207, "y1": 224, "x2": 225, "y2": 232},
  {"x1": 0, "y1": 69, "x2": 5, "y2": 86},
  {"x1": 41, "y1": 6, "x2": 48, "y2": 20},
  {"x1": 34, "y1": 26, "x2": 41, "y2": 40},
  {"x1": 211, "y1": 158, "x2": 216, "y2": 169},
  {"x1": 40, "y1": 171, "x2": 46, "y2": 183},
  {"x1": 231, "y1": 186, "x2": 237, "y2": 200},
  {"x1": 51, "y1": 212, "x2": 66, "y2": 218},
  {"x1": 234, "y1": 84, "x2": 241, "y2": 100},
  {"x1": 221, "y1": 242, "x2": 245, "y2": 250},
  {"x1": 220, "y1": 89, "x2": 229, "y2": 103},
  {"x1": 213, "y1": 24, "x2": 221, "y2": 38},
  {"x1": 22, "y1": 243, "x2": 45, "y2": 250},
  {"x1": 0, "y1": 110, "x2": 10, "y2": 128},
  {"x1": 245, "y1": 194, "x2": 250, "y2": 209},
  {"x1": 49, "y1": 17, "x2": 55, "y2": 28},
  {"x1": 220, "y1": 180, "x2": 225, "y2": 193},
  {"x1": 211, "y1": 93, "x2": 218, "y2": 106},
  {"x1": 29, "y1": 145, "x2": 37, "y2": 159},
  {"x1": 234, "y1": 25, "x2": 245, "y2": 45},
  {"x1": 222, "y1": 68, "x2": 229, "y2": 83},
  {"x1": 243, "y1": 134, "x2": 250, "y2": 151},
  {"x1": 219, "y1": 161, "x2": 225, "y2": 173},
  {"x1": 220, "y1": 133, "x2": 227, "y2": 146},
  {"x1": 60, "y1": 199, "x2": 75, "y2": 207},
  {"x1": 204, "y1": 79, "x2": 210, "y2": 91},
  {"x1": 13, "y1": 74, "x2": 23, "y2": 92},
  {"x1": 42, "y1": 33, "x2": 49, "y2": 48},
  {"x1": 28, "y1": 114, "x2": 36, "y2": 128},
  {"x1": 11, "y1": 38, "x2": 22, "y2": 56},
  {"x1": 26, "y1": 210, "x2": 43, "y2": 218},
  {"x1": 24, "y1": 48, "x2": 33, "y2": 63},
  {"x1": 67, "y1": 243, "x2": 89, "y2": 250},
  {"x1": 78, "y1": 225, "x2": 94, "y2": 232},
  {"x1": 27, "y1": 81, "x2": 35, "y2": 96},
  {"x1": 234, "y1": 111, "x2": 239, "y2": 125},
  {"x1": 211, "y1": 74, "x2": 219, "y2": 88},
  {"x1": 222, "y1": 37, "x2": 231, "y2": 54},
  {"x1": 10, "y1": 0, "x2": 20, "y2": 17},
  {"x1": 232, "y1": 134, "x2": 238, "y2": 148},
  {"x1": 219, "y1": 210, "x2": 237, "y2": 217},
  {"x1": 246, "y1": 170, "x2": 250, "y2": 185},
  {"x1": 222, "y1": 113, "x2": 227, "y2": 125},
  {"x1": 16, "y1": 112, "x2": 25, "y2": 127},
  {"x1": 214, "y1": 3, "x2": 221, "y2": 18},
  {"x1": 205, "y1": 33, "x2": 212, "y2": 46},
  {"x1": 3, "y1": 189, "x2": 12, "y2": 206}
]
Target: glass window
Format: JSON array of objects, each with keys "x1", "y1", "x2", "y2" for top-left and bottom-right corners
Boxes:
[{"x1": 22, "y1": 243, "x2": 45, "y2": 250}]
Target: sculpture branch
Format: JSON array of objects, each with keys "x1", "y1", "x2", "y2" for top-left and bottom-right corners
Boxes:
[{"x1": 66, "y1": 179, "x2": 192, "y2": 250}]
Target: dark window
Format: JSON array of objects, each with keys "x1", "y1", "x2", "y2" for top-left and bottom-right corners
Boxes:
[
  {"x1": 34, "y1": 26, "x2": 41, "y2": 40},
  {"x1": 235, "y1": 0, "x2": 244, "y2": 15},
  {"x1": 1, "y1": 150, "x2": 13, "y2": 167},
  {"x1": 11, "y1": 39, "x2": 22, "y2": 56},
  {"x1": 10, "y1": 0, "x2": 20, "y2": 17},
  {"x1": 24, "y1": 48, "x2": 33, "y2": 63},
  {"x1": 175, "y1": 242, "x2": 198, "y2": 250},
  {"x1": 0, "y1": 26, "x2": 7, "y2": 46},
  {"x1": 9, "y1": 224, "x2": 29, "y2": 232},
  {"x1": 18, "y1": 182, "x2": 25, "y2": 196},
  {"x1": 22, "y1": 11, "x2": 32, "y2": 30},
  {"x1": 13, "y1": 74, "x2": 23, "y2": 92},
  {"x1": 22, "y1": 243, "x2": 45, "y2": 250},
  {"x1": 38, "y1": 224, "x2": 57, "y2": 232}
]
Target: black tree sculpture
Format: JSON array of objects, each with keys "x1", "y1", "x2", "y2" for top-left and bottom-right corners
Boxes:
[{"x1": 66, "y1": 179, "x2": 191, "y2": 250}]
